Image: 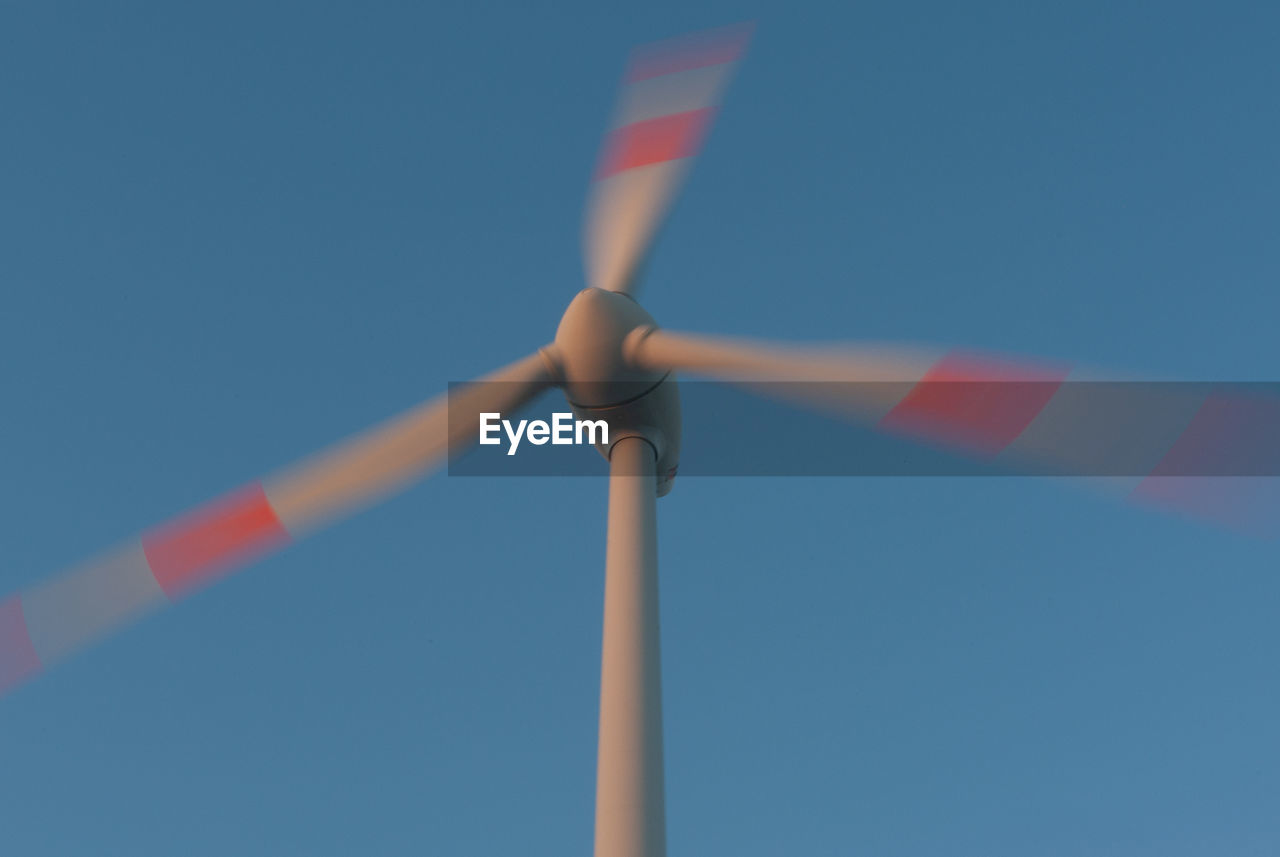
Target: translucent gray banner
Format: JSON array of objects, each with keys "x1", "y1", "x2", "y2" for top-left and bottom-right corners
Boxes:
[{"x1": 446, "y1": 381, "x2": 1280, "y2": 477}]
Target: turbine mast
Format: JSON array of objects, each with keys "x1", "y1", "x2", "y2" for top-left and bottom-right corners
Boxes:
[{"x1": 595, "y1": 436, "x2": 666, "y2": 857}]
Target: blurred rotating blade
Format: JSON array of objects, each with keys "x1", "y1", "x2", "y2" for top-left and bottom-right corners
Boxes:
[
  {"x1": 0, "y1": 349, "x2": 554, "y2": 697},
  {"x1": 584, "y1": 22, "x2": 752, "y2": 296},
  {"x1": 630, "y1": 329, "x2": 1280, "y2": 534}
]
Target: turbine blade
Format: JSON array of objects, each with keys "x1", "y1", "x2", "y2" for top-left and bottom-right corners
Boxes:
[
  {"x1": 584, "y1": 23, "x2": 752, "y2": 296},
  {"x1": 0, "y1": 350, "x2": 554, "y2": 697},
  {"x1": 630, "y1": 329, "x2": 1280, "y2": 533}
]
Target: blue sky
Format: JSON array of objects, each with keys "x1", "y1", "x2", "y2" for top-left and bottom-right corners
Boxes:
[{"x1": 2, "y1": 2, "x2": 1278, "y2": 854}]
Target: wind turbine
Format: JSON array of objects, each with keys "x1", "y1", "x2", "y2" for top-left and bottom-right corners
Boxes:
[{"x1": 1, "y1": 22, "x2": 1275, "y2": 857}]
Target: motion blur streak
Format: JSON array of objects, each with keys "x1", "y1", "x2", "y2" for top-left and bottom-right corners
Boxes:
[
  {"x1": 0, "y1": 595, "x2": 42, "y2": 695},
  {"x1": 1133, "y1": 478, "x2": 1280, "y2": 536},
  {"x1": 595, "y1": 109, "x2": 716, "y2": 178},
  {"x1": 20, "y1": 544, "x2": 165, "y2": 668},
  {"x1": 0, "y1": 350, "x2": 553, "y2": 698},
  {"x1": 879, "y1": 352, "x2": 1071, "y2": 455},
  {"x1": 142, "y1": 483, "x2": 291, "y2": 598},
  {"x1": 1133, "y1": 393, "x2": 1280, "y2": 533},
  {"x1": 629, "y1": 329, "x2": 1280, "y2": 533},
  {"x1": 584, "y1": 23, "x2": 752, "y2": 296},
  {"x1": 624, "y1": 21, "x2": 753, "y2": 82}
]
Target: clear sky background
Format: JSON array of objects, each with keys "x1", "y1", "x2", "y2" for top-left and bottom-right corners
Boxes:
[{"x1": 3, "y1": 2, "x2": 1279, "y2": 855}]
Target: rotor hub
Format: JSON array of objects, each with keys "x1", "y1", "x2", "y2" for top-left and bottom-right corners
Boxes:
[
  {"x1": 550, "y1": 288, "x2": 664, "y2": 409},
  {"x1": 548, "y1": 288, "x2": 681, "y2": 497}
]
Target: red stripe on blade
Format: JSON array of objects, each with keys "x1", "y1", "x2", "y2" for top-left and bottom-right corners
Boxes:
[
  {"x1": 0, "y1": 595, "x2": 42, "y2": 695},
  {"x1": 142, "y1": 483, "x2": 291, "y2": 598},
  {"x1": 879, "y1": 352, "x2": 1070, "y2": 456},
  {"x1": 1139, "y1": 391, "x2": 1280, "y2": 478},
  {"x1": 626, "y1": 23, "x2": 753, "y2": 82},
  {"x1": 595, "y1": 108, "x2": 715, "y2": 179},
  {"x1": 1131, "y1": 392, "x2": 1280, "y2": 535}
]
